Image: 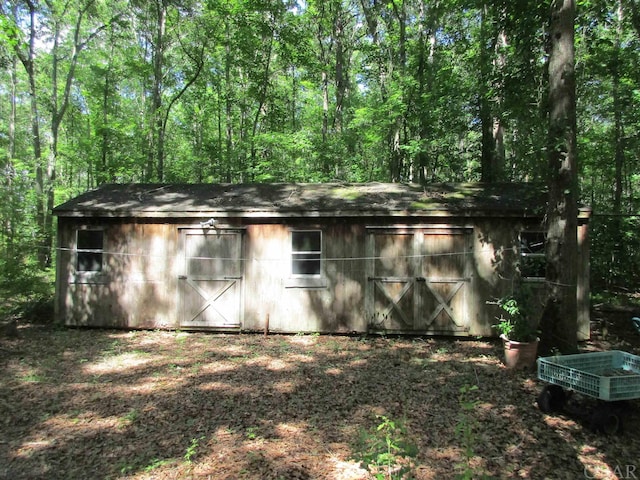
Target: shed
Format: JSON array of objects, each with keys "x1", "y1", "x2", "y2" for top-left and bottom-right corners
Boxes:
[{"x1": 53, "y1": 182, "x2": 591, "y2": 339}]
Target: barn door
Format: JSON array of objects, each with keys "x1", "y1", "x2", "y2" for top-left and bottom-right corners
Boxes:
[
  {"x1": 179, "y1": 230, "x2": 243, "y2": 329},
  {"x1": 416, "y1": 229, "x2": 471, "y2": 334},
  {"x1": 367, "y1": 231, "x2": 417, "y2": 331},
  {"x1": 367, "y1": 228, "x2": 472, "y2": 334}
]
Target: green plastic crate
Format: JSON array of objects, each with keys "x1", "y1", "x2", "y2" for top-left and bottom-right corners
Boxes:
[{"x1": 537, "y1": 350, "x2": 640, "y2": 401}]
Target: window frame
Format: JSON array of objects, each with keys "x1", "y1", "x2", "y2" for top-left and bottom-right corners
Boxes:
[
  {"x1": 74, "y1": 227, "x2": 106, "y2": 283},
  {"x1": 519, "y1": 230, "x2": 546, "y2": 281},
  {"x1": 286, "y1": 229, "x2": 326, "y2": 288}
]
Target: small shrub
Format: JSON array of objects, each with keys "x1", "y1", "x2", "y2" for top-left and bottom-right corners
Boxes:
[
  {"x1": 354, "y1": 415, "x2": 418, "y2": 479},
  {"x1": 455, "y1": 385, "x2": 494, "y2": 480},
  {"x1": 184, "y1": 436, "x2": 205, "y2": 464},
  {"x1": 493, "y1": 285, "x2": 541, "y2": 342}
]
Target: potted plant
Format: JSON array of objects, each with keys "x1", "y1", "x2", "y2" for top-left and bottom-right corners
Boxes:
[{"x1": 493, "y1": 287, "x2": 540, "y2": 370}]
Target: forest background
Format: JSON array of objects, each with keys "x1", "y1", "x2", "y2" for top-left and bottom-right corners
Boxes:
[{"x1": 0, "y1": 0, "x2": 638, "y2": 316}]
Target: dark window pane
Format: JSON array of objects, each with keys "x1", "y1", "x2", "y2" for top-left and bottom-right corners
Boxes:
[
  {"x1": 292, "y1": 253, "x2": 321, "y2": 275},
  {"x1": 292, "y1": 231, "x2": 321, "y2": 252},
  {"x1": 292, "y1": 231, "x2": 321, "y2": 275},
  {"x1": 520, "y1": 231, "x2": 545, "y2": 255},
  {"x1": 520, "y1": 232, "x2": 545, "y2": 278},
  {"x1": 521, "y1": 255, "x2": 545, "y2": 278},
  {"x1": 77, "y1": 230, "x2": 103, "y2": 272}
]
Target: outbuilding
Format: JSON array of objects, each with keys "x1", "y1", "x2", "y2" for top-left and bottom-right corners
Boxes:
[{"x1": 53, "y1": 182, "x2": 591, "y2": 339}]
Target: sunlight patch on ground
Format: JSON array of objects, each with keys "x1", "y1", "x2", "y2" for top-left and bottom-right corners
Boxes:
[
  {"x1": 108, "y1": 377, "x2": 171, "y2": 394},
  {"x1": 348, "y1": 358, "x2": 368, "y2": 367},
  {"x1": 287, "y1": 335, "x2": 320, "y2": 346},
  {"x1": 274, "y1": 421, "x2": 306, "y2": 437},
  {"x1": 82, "y1": 352, "x2": 155, "y2": 375},
  {"x1": 199, "y1": 360, "x2": 240, "y2": 374},
  {"x1": 245, "y1": 355, "x2": 296, "y2": 371},
  {"x1": 272, "y1": 380, "x2": 297, "y2": 394},
  {"x1": 265, "y1": 357, "x2": 292, "y2": 371},
  {"x1": 133, "y1": 331, "x2": 179, "y2": 348},
  {"x1": 328, "y1": 457, "x2": 369, "y2": 480},
  {"x1": 461, "y1": 355, "x2": 500, "y2": 365},
  {"x1": 11, "y1": 438, "x2": 55, "y2": 458},
  {"x1": 285, "y1": 353, "x2": 315, "y2": 363},
  {"x1": 542, "y1": 413, "x2": 580, "y2": 431},
  {"x1": 197, "y1": 380, "x2": 254, "y2": 396},
  {"x1": 13, "y1": 412, "x2": 127, "y2": 459},
  {"x1": 581, "y1": 461, "x2": 620, "y2": 480},
  {"x1": 217, "y1": 344, "x2": 253, "y2": 355}
]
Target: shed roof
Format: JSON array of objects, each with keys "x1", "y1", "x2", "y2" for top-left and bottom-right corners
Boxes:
[{"x1": 52, "y1": 182, "x2": 575, "y2": 219}]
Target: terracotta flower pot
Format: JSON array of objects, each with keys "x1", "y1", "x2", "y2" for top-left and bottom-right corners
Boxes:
[{"x1": 500, "y1": 334, "x2": 539, "y2": 370}]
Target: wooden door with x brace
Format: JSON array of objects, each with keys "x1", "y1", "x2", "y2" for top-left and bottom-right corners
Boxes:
[
  {"x1": 179, "y1": 229, "x2": 243, "y2": 329},
  {"x1": 367, "y1": 227, "x2": 472, "y2": 334}
]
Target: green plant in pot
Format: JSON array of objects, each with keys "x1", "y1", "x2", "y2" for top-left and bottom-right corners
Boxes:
[{"x1": 493, "y1": 286, "x2": 541, "y2": 370}]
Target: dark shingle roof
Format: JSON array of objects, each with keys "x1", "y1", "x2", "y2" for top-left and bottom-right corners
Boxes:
[{"x1": 53, "y1": 182, "x2": 553, "y2": 218}]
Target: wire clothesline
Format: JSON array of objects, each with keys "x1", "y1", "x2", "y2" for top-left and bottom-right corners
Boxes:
[
  {"x1": 56, "y1": 245, "x2": 575, "y2": 288},
  {"x1": 57, "y1": 245, "x2": 516, "y2": 263}
]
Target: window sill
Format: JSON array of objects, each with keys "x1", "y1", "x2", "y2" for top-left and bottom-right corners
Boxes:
[
  {"x1": 71, "y1": 272, "x2": 108, "y2": 285},
  {"x1": 284, "y1": 277, "x2": 328, "y2": 289}
]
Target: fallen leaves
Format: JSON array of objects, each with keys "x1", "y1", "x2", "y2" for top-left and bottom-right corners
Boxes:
[{"x1": 0, "y1": 322, "x2": 639, "y2": 480}]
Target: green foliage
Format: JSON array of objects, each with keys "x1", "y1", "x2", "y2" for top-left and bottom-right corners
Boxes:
[
  {"x1": 455, "y1": 385, "x2": 494, "y2": 480},
  {"x1": 590, "y1": 216, "x2": 640, "y2": 289},
  {"x1": 144, "y1": 458, "x2": 171, "y2": 472},
  {"x1": 354, "y1": 415, "x2": 418, "y2": 480},
  {"x1": 184, "y1": 435, "x2": 205, "y2": 464},
  {"x1": 0, "y1": 0, "x2": 638, "y2": 295},
  {"x1": 493, "y1": 285, "x2": 540, "y2": 343}
]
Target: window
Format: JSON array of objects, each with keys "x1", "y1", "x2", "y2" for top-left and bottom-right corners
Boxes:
[
  {"x1": 291, "y1": 230, "x2": 322, "y2": 276},
  {"x1": 77, "y1": 229, "x2": 104, "y2": 272},
  {"x1": 519, "y1": 231, "x2": 545, "y2": 279}
]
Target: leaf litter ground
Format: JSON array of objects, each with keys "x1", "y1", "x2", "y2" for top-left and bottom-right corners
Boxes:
[{"x1": 1, "y1": 310, "x2": 639, "y2": 480}]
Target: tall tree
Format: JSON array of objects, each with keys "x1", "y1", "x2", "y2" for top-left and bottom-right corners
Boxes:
[
  {"x1": 1, "y1": 2, "x2": 43, "y2": 261},
  {"x1": 541, "y1": 0, "x2": 578, "y2": 353},
  {"x1": 1, "y1": 0, "x2": 124, "y2": 266}
]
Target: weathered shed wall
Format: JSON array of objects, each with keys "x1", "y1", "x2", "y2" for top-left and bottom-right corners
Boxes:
[
  {"x1": 52, "y1": 182, "x2": 591, "y2": 337},
  {"x1": 56, "y1": 220, "x2": 181, "y2": 328},
  {"x1": 242, "y1": 221, "x2": 368, "y2": 333},
  {"x1": 55, "y1": 213, "x2": 589, "y2": 338}
]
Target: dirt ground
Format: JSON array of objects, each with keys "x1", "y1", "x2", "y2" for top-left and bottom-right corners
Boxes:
[{"x1": 1, "y1": 308, "x2": 640, "y2": 480}]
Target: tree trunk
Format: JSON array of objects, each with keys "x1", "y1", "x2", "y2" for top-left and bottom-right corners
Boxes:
[
  {"x1": 153, "y1": 1, "x2": 167, "y2": 181},
  {"x1": 333, "y1": 6, "x2": 347, "y2": 135},
  {"x1": 224, "y1": 19, "x2": 234, "y2": 183},
  {"x1": 250, "y1": 23, "x2": 274, "y2": 174},
  {"x1": 9, "y1": 27, "x2": 17, "y2": 162},
  {"x1": 479, "y1": 3, "x2": 495, "y2": 183},
  {"x1": 613, "y1": 0, "x2": 625, "y2": 216},
  {"x1": 610, "y1": 0, "x2": 625, "y2": 283},
  {"x1": 541, "y1": 0, "x2": 578, "y2": 354},
  {"x1": 389, "y1": 0, "x2": 407, "y2": 182},
  {"x1": 19, "y1": 1, "x2": 47, "y2": 268}
]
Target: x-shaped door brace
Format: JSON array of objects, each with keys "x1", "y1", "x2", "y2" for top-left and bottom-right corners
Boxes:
[
  {"x1": 184, "y1": 277, "x2": 237, "y2": 325},
  {"x1": 374, "y1": 279, "x2": 413, "y2": 327},
  {"x1": 424, "y1": 280, "x2": 466, "y2": 327}
]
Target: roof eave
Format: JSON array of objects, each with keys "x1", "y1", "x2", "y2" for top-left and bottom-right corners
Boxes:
[{"x1": 53, "y1": 208, "x2": 547, "y2": 219}]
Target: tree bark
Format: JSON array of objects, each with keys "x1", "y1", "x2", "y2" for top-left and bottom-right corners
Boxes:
[
  {"x1": 479, "y1": 3, "x2": 495, "y2": 183},
  {"x1": 224, "y1": 19, "x2": 233, "y2": 182},
  {"x1": 153, "y1": 0, "x2": 167, "y2": 181},
  {"x1": 18, "y1": 1, "x2": 47, "y2": 268},
  {"x1": 541, "y1": 0, "x2": 578, "y2": 354}
]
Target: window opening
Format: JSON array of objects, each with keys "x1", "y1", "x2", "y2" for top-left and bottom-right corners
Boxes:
[
  {"x1": 520, "y1": 231, "x2": 545, "y2": 279},
  {"x1": 291, "y1": 230, "x2": 322, "y2": 276},
  {"x1": 77, "y1": 230, "x2": 104, "y2": 272}
]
